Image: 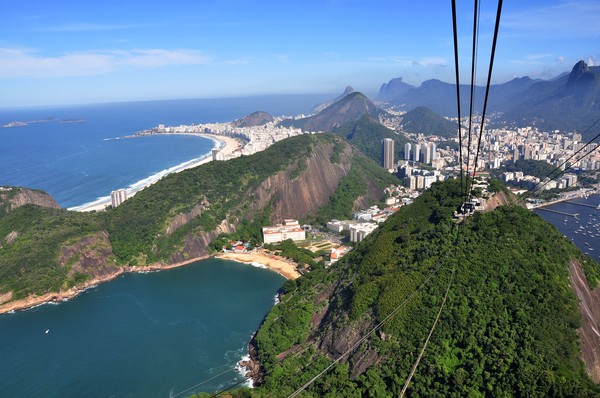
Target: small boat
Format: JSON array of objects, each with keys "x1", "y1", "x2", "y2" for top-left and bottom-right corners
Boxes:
[{"x1": 45, "y1": 329, "x2": 49, "y2": 334}]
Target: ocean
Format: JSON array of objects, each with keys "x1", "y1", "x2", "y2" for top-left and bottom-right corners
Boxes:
[
  {"x1": 0, "y1": 95, "x2": 328, "y2": 397},
  {"x1": 0, "y1": 95, "x2": 330, "y2": 208},
  {"x1": 0, "y1": 259, "x2": 285, "y2": 397},
  {"x1": 534, "y1": 194, "x2": 600, "y2": 263}
]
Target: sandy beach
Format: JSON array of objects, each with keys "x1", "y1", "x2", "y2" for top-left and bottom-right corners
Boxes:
[
  {"x1": 68, "y1": 133, "x2": 242, "y2": 212},
  {"x1": 217, "y1": 251, "x2": 301, "y2": 280}
]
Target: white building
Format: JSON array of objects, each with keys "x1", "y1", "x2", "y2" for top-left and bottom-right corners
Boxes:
[
  {"x1": 110, "y1": 189, "x2": 127, "y2": 207},
  {"x1": 212, "y1": 148, "x2": 224, "y2": 161},
  {"x1": 382, "y1": 138, "x2": 395, "y2": 170},
  {"x1": 349, "y1": 223, "x2": 378, "y2": 242},
  {"x1": 262, "y1": 219, "x2": 306, "y2": 244},
  {"x1": 404, "y1": 143, "x2": 412, "y2": 160}
]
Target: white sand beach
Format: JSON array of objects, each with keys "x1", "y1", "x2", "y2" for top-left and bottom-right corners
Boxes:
[{"x1": 68, "y1": 133, "x2": 242, "y2": 212}]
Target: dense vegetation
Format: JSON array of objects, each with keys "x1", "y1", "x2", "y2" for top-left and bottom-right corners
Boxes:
[
  {"x1": 220, "y1": 179, "x2": 600, "y2": 397},
  {"x1": 0, "y1": 205, "x2": 103, "y2": 299},
  {"x1": 333, "y1": 115, "x2": 409, "y2": 165},
  {"x1": 400, "y1": 106, "x2": 456, "y2": 137},
  {"x1": 0, "y1": 133, "x2": 397, "y2": 298}
]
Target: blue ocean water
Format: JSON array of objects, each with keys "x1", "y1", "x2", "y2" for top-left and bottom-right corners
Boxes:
[
  {"x1": 0, "y1": 95, "x2": 329, "y2": 397},
  {"x1": 534, "y1": 194, "x2": 600, "y2": 263},
  {"x1": 0, "y1": 95, "x2": 329, "y2": 208},
  {"x1": 0, "y1": 259, "x2": 285, "y2": 397}
]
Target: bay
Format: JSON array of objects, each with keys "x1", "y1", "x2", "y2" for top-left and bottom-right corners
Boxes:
[
  {"x1": 0, "y1": 259, "x2": 285, "y2": 397},
  {"x1": 534, "y1": 194, "x2": 600, "y2": 263}
]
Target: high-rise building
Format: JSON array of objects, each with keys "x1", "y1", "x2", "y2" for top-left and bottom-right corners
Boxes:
[
  {"x1": 429, "y1": 143, "x2": 437, "y2": 161},
  {"x1": 110, "y1": 189, "x2": 127, "y2": 208},
  {"x1": 212, "y1": 148, "x2": 224, "y2": 161},
  {"x1": 414, "y1": 143, "x2": 421, "y2": 163},
  {"x1": 382, "y1": 138, "x2": 394, "y2": 170},
  {"x1": 404, "y1": 143, "x2": 411, "y2": 160},
  {"x1": 421, "y1": 144, "x2": 431, "y2": 164}
]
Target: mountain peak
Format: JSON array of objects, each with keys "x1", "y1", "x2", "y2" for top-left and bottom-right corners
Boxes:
[
  {"x1": 310, "y1": 86, "x2": 356, "y2": 113},
  {"x1": 377, "y1": 77, "x2": 415, "y2": 101},
  {"x1": 567, "y1": 60, "x2": 590, "y2": 87},
  {"x1": 232, "y1": 111, "x2": 274, "y2": 127}
]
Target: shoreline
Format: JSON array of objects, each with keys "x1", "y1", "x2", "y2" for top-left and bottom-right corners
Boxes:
[
  {"x1": 216, "y1": 251, "x2": 301, "y2": 280},
  {"x1": 68, "y1": 133, "x2": 242, "y2": 212},
  {"x1": 0, "y1": 250, "x2": 299, "y2": 316},
  {"x1": 0, "y1": 255, "x2": 210, "y2": 315}
]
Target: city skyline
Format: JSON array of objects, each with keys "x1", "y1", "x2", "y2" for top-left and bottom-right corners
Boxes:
[{"x1": 1, "y1": 0, "x2": 599, "y2": 107}]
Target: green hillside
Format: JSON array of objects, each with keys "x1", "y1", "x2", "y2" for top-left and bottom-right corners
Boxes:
[
  {"x1": 228, "y1": 179, "x2": 600, "y2": 397},
  {"x1": 0, "y1": 133, "x2": 397, "y2": 301},
  {"x1": 333, "y1": 114, "x2": 409, "y2": 164}
]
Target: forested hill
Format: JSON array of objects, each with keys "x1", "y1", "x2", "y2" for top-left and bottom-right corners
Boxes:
[
  {"x1": 0, "y1": 134, "x2": 397, "y2": 306},
  {"x1": 240, "y1": 179, "x2": 600, "y2": 397}
]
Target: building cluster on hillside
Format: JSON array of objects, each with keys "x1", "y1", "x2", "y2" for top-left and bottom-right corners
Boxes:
[
  {"x1": 458, "y1": 121, "x2": 600, "y2": 174},
  {"x1": 501, "y1": 171, "x2": 579, "y2": 191},
  {"x1": 262, "y1": 219, "x2": 306, "y2": 244},
  {"x1": 326, "y1": 203, "x2": 403, "y2": 243}
]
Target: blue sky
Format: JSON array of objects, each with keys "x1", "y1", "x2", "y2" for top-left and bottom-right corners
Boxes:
[{"x1": 1, "y1": 0, "x2": 599, "y2": 107}]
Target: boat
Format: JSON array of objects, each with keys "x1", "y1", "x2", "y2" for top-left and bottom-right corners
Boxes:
[{"x1": 45, "y1": 329, "x2": 49, "y2": 334}]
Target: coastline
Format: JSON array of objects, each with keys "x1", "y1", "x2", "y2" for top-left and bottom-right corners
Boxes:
[
  {"x1": 0, "y1": 250, "x2": 299, "y2": 316},
  {"x1": 68, "y1": 133, "x2": 242, "y2": 212},
  {"x1": 216, "y1": 251, "x2": 301, "y2": 280},
  {"x1": 0, "y1": 255, "x2": 210, "y2": 316}
]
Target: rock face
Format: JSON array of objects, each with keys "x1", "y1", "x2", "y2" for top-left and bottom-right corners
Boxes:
[
  {"x1": 569, "y1": 259, "x2": 600, "y2": 383},
  {"x1": 59, "y1": 231, "x2": 118, "y2": 281},
  {"x1": 168, "y1": 219, "x2": 236, "y2": 264},
  {"x1": 0, "y1": 187, "x2": 60, "y2": 212},
  {"x1": 253, "y1": 142, "x2": 354, "y2": 221},
  {"x1": 377, "y1": 77, "x2": 415, "y2": 101}
]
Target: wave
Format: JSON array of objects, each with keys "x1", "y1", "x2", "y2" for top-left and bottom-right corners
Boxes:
[{"x1": 67, "y1": 135, "x2": 220, "y2": 210}]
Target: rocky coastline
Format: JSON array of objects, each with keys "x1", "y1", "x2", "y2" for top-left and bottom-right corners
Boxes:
[{"x1": 0, "y1": 255, "x2": 210, "y2": 315}]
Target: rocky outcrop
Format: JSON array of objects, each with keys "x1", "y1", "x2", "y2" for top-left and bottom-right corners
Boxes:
[
  {"x1": 59, "y1": 231, "x2": 118, "y2": 280},
  {"x1": 168, "y1": 218, "x2": 236, "y2": 264},
  {"x1": 253, "y1": 142, "x2": 353, "y2": 222},
  {"x1": 484, "y1": 190, "x2": 517, "y2": 211},
  {"x1": 569, "y1": 258, "x2": 600, "y2": 383},
  {"x1": 0, "y1": 187, "x2": 60, "y2": 212},
  {"x1": 165, "y1": 199, "x2": 209, "y2": 236}
]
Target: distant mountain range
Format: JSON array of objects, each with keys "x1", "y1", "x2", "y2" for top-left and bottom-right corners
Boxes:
[{"x1": 377, "y1": 60, "x2": 600, "y2": 138}]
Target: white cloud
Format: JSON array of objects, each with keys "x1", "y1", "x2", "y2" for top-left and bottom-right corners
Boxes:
[
  {"x1": 0, "y1": 48, "x2": 214, "y2": 79},
  {"x1": 557, "y1": 55, "x2": 566, "y2": 63},
  {"x1": 526, "y1": 54, "x2": 553, "y2": 61}
]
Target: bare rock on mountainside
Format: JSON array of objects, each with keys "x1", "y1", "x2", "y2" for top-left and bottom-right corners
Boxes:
[
  {"x1": 569, "y1": 259, "x2": 600, "y2": 382},
  {"x1": 0, "y1": 187, "x2": 61, "y2": 212}
]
